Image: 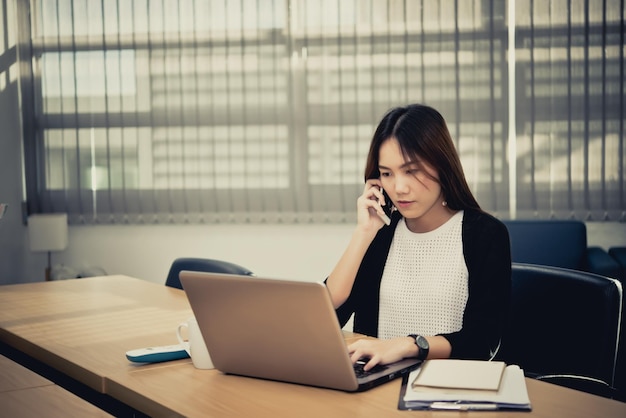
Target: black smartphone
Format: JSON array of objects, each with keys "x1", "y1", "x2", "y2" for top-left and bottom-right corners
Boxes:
[{"x1": 377, "y1": 187, "x2": 392, "y2": 226}]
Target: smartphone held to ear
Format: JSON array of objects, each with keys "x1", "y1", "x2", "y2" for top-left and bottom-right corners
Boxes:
[
  {"x1": 378, "y1": 210, "x2": 391, "y2": 226},
  {"x1": 377, "y1": 187, "x2": 392, "y2": 226}
]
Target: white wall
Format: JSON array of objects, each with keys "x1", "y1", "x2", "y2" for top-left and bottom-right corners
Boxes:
[
  {"x1": 9, "y1": 221, "x2": 624, "y2": 286},
  {"x1": 17, "y1": 223, "x2": 355, "y2": 284}
]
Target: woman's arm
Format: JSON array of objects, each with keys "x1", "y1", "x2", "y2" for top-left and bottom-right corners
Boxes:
[
  {"x1": 326, "y1": 228, "x2": 378, "y2": 308},
  {"x1": 326, "y1": 180, "x2": 389, "y2": 308}
]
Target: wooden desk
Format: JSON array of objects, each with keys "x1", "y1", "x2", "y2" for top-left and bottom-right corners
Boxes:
[
  {"x1": 0, "y1": 275, "x2": 193, "y2": 392},
  {"x1": 0, "y1": 352, "x2": 52, "y2": 392},
  {"x1": 0, "y1": 354, "x2": 114, "y2": 417},
  {"x1": 105, "y1": 363, "x2": 626, "y2": 418},
  {"x1": 2, "y1": 276, "x2": 626, "y2": 418},
  {"x1": 0, "y1": 386, "x2": 113, "y2": 418}
]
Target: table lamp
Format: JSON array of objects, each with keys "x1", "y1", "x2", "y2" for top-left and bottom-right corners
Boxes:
[{"x1": 28, "y1": 213, "x2": 69, "y2": 281}]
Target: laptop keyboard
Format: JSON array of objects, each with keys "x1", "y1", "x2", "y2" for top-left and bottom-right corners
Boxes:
[{"x1": 353, "y1": 360, "x2": 388, "y2": 378}]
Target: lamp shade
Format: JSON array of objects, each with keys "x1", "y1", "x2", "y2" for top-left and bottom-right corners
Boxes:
[{"x1": 28, "y1": 213, "x2": 69, "y2": 252}]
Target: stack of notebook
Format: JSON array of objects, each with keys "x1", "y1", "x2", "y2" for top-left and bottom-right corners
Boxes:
[{"x1": 399, "y1": 359, "x2": 531, "y2": 411}]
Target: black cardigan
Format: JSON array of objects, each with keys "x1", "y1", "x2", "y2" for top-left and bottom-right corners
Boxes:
[{"x1": 334, "y1": 209, "x2": 511, "y2": 360}]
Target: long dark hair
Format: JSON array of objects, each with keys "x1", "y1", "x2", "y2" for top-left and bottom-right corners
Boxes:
[{"x1": 364, "y1": 104, "x2": 481, "y2": 212}]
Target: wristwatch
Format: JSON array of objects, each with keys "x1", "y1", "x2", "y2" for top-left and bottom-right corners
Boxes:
[{"x1": 408, "y1": 334, "x2": 429, "y2": 361}]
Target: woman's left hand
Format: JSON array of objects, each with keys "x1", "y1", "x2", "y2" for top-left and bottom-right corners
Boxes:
[{"x1": 347, "y1": 336, "x2": 416, "y2": 371}]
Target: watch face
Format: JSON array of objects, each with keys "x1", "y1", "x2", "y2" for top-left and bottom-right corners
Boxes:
[{"x1": 416, "y1": 335, "x2": 429, "y2": 350}]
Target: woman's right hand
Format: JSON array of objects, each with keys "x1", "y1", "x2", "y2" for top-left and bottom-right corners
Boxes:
[
  {"x1": 326, "y1": 179, "x2": 391, "y2": 309},
  {"x1": 356, "y1": 179, "x2": 390, "y2": 232}
]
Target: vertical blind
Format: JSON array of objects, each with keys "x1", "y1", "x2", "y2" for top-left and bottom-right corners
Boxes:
[
  {"x1": 22, "y1": 0, "x2": 625, "y2": 224},
  {"x1": 515, "y1": 0, "x2": 624, "y2": 220}
]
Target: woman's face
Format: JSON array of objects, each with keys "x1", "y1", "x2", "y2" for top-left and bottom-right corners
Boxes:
[{"x1": 378, "y1": 138, "x2": 451, "y2": 232}]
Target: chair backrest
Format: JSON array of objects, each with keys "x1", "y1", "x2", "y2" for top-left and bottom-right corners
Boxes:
[
  {"x1": 502, "y1": 220, "x2": 587, "y2": 270},
  {"x1": 498, "y1": 263, "x2": 622, "y2": 391},
  {"x1": 165, "y1": 257, "x2": 254, "y2": 290}
]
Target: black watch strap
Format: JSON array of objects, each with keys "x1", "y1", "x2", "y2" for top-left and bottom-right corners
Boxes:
[{"x1": 408, "y1": 334, "x2": 429, "y2": 361}]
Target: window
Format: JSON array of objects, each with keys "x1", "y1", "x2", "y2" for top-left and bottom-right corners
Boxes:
[{"x1": 21, "y1": 0, "x2": 625, "y2": 223}]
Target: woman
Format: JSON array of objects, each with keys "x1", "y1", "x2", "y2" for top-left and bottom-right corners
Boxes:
[{"x1": 326, "y1": 104, "x2": 511, "y2": 371}]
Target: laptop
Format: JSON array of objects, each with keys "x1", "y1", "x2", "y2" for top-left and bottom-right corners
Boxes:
[{"x1": 179, "y1": 271, "x2": 421, "y2": 392}]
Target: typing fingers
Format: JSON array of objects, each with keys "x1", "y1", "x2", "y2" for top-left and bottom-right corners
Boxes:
[{"x1": 348, "y1": 340, "x2": 382, "y2": 371}]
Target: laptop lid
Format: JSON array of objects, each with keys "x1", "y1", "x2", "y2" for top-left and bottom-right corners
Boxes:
[{"x1": 179, "y1": 270, "x2": 420, "y2": 392}]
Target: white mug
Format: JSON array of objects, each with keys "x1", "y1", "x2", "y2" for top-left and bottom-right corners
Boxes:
[{"x1": 176, "y1": 317, "x2": 214, "y2": 369}]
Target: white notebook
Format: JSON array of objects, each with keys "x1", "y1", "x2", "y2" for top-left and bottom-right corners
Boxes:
[{"x1": 411, "y1": 359, "x2": 506, "y2": 391}]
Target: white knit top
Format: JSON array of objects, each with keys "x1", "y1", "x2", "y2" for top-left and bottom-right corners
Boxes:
[{"x1": 377, "y1": 211, "x2": 468, "y2": 339}]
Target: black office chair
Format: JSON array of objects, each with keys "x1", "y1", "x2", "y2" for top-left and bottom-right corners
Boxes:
[
  {"x1": 497, "y1": 263, "x2": 622, "y2": 399},
  {"x1": 165, "y1": 257, "x2": 254, "y2": 290}
]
